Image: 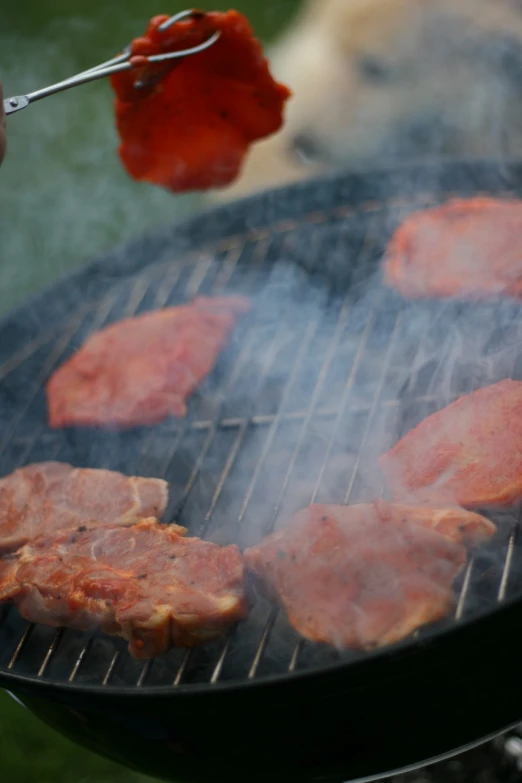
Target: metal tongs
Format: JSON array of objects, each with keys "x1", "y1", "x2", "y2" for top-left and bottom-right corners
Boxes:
[{"x1": 3, "y1": 10, "x2": 220, "y2": 117}]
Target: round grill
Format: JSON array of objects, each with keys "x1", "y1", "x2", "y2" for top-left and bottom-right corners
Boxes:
[{"x1": 1, "y1": 162, "x2": 522, "y2": 697}]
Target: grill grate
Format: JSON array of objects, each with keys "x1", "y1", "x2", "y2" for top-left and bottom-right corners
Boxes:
[{"x1": 1, "y1": 192, "x2": 522, "y2": 692}]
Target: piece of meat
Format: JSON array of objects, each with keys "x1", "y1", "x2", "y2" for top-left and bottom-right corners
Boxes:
[
  {"x1": 0, "y1": 518, "x2": 248, "y2": 658},
  {"x1": 373, "y1": 500, "x2": 496, "y2": 545},
  {"x1": 244, "y1": 503, "x2": 466, "y2": 651},
  {"x1": 0, "y1": 461, "x2": 168, "y2": 555},
  {"x1": 379, "y1": 379, "x2": 522, "y2": 508},
  {"x1": 384, "y1": 198, "x2": 522, "y2": 299},
  {"x1": 46, "y1": 295, "x2": 251, "y2": 429},
  {"x1": 110, "y1": 11, "x2": 291, "y2": 193}
]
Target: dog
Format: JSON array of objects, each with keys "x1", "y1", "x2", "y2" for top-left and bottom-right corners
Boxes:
[{"x1": 213, "y1": 0, "x2": 522, "y2": 202}]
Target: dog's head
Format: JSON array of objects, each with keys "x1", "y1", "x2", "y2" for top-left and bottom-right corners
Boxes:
[{"x1": 217, "y1": 0, "x2": 522, "y2": 200}]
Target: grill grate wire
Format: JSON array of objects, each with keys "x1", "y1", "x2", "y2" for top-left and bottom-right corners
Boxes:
[{"x1": 0, "y1": 195, "x2": 521, "y2": 691}]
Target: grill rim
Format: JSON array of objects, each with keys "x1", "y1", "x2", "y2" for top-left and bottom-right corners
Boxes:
[
  {"x1": 2, "y1": 159, "x2": 522, "y2": 698},
  {"x1": 0, "y1": 588, "x2": 522, "y2": 698}
]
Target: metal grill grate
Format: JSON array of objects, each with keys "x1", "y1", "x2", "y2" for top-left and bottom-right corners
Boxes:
[{"x1": 1, "y1": 192, "x2": 522, "y2": 692}]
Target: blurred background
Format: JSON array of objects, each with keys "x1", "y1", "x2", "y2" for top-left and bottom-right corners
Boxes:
[
  {"x1": 0, "y1": 0, "x2": 299, "y2": 314},
  {"x1": 0, "y1": 1, "x2": 297, "y2": 780}
]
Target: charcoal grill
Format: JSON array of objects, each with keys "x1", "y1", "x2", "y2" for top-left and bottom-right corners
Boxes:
[{"x1": 3, "y1": 161, "x2": 522, "y2": 783}]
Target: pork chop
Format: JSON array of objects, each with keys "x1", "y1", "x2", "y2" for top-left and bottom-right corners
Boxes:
[
  {"x1": 0, "y1": 518, "x2": 248, "y2": 658},
  {"x1": 244, "y1": 503, "x2": 466, "y2": 651},
  {"x1": 384, "y1": 198, "x2": 522, "y2": 300},
  {"x1": 46, "y1": 295, "x2": 251, "y2": 429},
  {"x1": 379, "y1": 379, "x2": 522, "y2": 508},
  {"x1": 0, "y1": 461, "x2": 168, "y2": 555},
  {"x1": 373, "y1": 500, "x2": 496, "y2": 545}
]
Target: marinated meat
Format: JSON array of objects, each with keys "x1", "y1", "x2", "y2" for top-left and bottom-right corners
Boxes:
[
  {"x1": 0, "y1": 461, "x2": 168, "y2": 555},
  {"x1": 111, "y1": 11, "x2": 291, "y2": 192},
  {"x1": 0, "y1": 518, "x2": 248, "y2": 658},
  {"x1": 379, "y1": 379, "x2": 522, "y2": 508},
  {"x1": 384, "y1": 198, "x2": 522, "y2": 299},
  {"x1": 373, "y1": 500, "x2": 496, "y2": 545},
  {"x1": 244, "y1": 503, "x2": 466, "y2": 650},
  {"x1": 46, "y1": 295, "x2": 251, "y2": 429}
]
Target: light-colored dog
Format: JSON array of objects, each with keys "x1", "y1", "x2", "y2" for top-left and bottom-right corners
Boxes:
[{"x1": 215, "y1": 0, "x2": 522, "y2": 202}]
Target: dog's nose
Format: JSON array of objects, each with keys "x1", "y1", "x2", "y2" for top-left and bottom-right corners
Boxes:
[{"x1": 290, "y1": 133, "x2": 323, "y2": 165}]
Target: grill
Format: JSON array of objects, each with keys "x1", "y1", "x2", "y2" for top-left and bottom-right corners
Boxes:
[{"x1": 4, "y1": 162, "x2": 522, "y2": 783}]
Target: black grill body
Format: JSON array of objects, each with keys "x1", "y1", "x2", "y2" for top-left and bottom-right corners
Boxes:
[
  {"x1": 11, "y1": 606, "x2": 522, "y2": 783},
  {"x1": 3, "y1": 162, "x2": 522, "y2": 781}
]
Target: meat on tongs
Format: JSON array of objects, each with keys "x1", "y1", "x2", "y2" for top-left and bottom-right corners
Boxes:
[{"x1": 5, "y1": 9, "x2": 291, "y2": 193}]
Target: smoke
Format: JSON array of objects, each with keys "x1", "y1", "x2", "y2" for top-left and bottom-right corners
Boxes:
[
  {"x1": 8, "y1": 194, "x2": 521, "y2": 677},
  {"x1": 2, "y1": 0, "x2": 522, "y2": 685},
  {"x1": 147, "y1": 202, "x2": 522, "y2": 669},
  {"x1": 144, "y1": 209, "x2": 518, "y2": 551}
]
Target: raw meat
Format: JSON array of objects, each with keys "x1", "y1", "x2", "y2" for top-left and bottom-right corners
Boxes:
[
  {"x1": 379, "y1": 379, "x2": 522, "y2": 507},
  {"x1": 0, "y1": 461, "x2": 168, "y2": 555},
  {"x1": 373, "y1": 500, "x2": 496, "y2": 545},
  {"x1": 46, "y1": 295, "x2": 251, "y2": 429},
  {"x1": 384, "y1": 198, "x2": 522, "y2": 299},
  {"x1": 244, "y1": 503, "x2": 466, "y2": 650},
  {"x1": 0, "y1": 518, "x2": 248, "y2": 658},
  {"x1": 111, "y1": 11, "x2": 291, "y2": 192}
]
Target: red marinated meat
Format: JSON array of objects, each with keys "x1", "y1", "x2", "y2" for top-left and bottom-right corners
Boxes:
[
  {"x1": 244, "y1": 503, "x2": 466, "y2": 651},
  {"x1": 384, "y1": 198, "x2": 522, "y2": 299},
  {"x1": 379, "y1": 379, "x2": 522, "y2": 508},
  {"x1": 0, "y1": 518, "x2": 248, "y2": 658},
  {"x1": 0, "y1": 462, "x2": 168, "y2": 555},
  {"x1": 111, "y1": 11, "x2": 291, "y2": 192},
  {"x1": 46, "y1": 295, "x2": 250, "y2": 429},
  {"x1": 373, "y1": 500, "x2": 496, "y2": 545}
]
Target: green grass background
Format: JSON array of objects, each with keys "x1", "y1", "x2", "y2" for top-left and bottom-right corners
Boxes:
[
  {"x1": 0, "y1": 0, "x2": 299, "y2": 314},
  {"x1": 0, "y1": 1, "x2": 298, "y2": 780}
]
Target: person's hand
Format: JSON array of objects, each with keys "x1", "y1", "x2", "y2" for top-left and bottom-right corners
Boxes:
[{"x1": 0, "y1": 80, "x2": 6, "y2": 166}]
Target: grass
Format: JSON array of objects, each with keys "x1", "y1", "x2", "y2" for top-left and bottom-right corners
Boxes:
[{"x1": 0, "y1": 688, "x2": 158, "y2": 782}]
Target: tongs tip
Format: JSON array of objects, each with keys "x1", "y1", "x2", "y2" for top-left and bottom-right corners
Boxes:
[
  {"x1": 158, "y1": 9, "x2": 198, "y2": 32},
  {"x1": 131, "y1": 10, "x2": 221, "y2": 74},
  {"x1": 4, "y1": 8, "x2": 220, "y2": 116}
]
